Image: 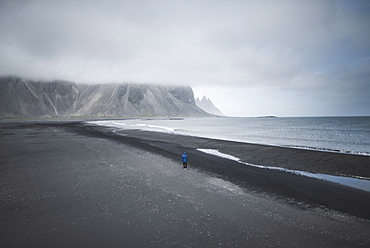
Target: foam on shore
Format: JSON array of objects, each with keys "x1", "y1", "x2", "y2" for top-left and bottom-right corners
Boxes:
[{"x1": 197, "y1": 149, "x2": 370, "y2": 192}]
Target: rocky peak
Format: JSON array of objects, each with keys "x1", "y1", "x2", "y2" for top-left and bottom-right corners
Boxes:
[{"x1": 195, "y1": 96, "x2": 224, "y2": 116}]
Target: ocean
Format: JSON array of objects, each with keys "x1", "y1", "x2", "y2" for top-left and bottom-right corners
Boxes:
[{"x1": 90, "y1": 116, "x2": 370, "y2": 156}]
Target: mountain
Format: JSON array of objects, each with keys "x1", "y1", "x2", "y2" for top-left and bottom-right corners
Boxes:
[
  {"x1": 195, "y1": 96, "x2": 224, "y2": 116},
  {"x1": 0, "y1": 76, "x2": 208, "y2": 118}
]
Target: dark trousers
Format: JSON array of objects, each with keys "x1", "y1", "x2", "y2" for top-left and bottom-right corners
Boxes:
[{"x1": 183, "y1": 162, "x2": 187, "y2": 168}]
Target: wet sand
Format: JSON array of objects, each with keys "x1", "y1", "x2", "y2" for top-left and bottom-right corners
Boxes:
[{"x1": 1, "y1": 121, "x2": 370, "y2": 247}]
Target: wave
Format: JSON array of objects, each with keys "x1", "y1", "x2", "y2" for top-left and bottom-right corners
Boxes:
[
  {"x1": 87, "y1": 120, "x2": 176, "y2": 133},
  {"x1": 134, "y1": 124, "x2": 175, "y2": 133},
  {"x1": 286, "y1": 145, "x2": 370, "y2": 156}
]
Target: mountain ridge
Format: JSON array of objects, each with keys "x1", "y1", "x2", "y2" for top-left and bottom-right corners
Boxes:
[
  {"x1": 195, "y1": 96, "x2": 224, "y2": 116},
  {"x1": 0, "y1": 76, "x2": 208, "y2": 118}
]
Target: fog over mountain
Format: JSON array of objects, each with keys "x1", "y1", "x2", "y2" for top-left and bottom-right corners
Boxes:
[{"x1": 0, "y1": 77, "x2": 208, "y2": 118}]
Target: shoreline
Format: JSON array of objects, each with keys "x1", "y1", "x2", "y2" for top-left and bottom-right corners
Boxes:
[
  {"x1": 78, "y1": 121, "x2": 370, "y2": 218},
  {"x1": 109, "y1": 127, "x2": 370, "y2": 179},
  {"x1": 1, "y1": 121, "x2": 370, "y2": 247},
  {"x1": 87, "y1": 117, "x2": 370, "y2": 157}
]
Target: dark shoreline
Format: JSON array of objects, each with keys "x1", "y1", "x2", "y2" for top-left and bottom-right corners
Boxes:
[
  {"x1": 1, "y1": 121, "x2": 370, "y2": 247},
  {"x1": 4, "y1": 120, "x2": 370, "y2": 219},
  {"x1": 87, "y1": 124, "x2": 370, "y2": 220}
]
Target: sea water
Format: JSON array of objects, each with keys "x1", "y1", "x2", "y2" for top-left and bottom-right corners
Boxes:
[{"x1": 90, "y1": 116, "x2": 370, "y2": 155}]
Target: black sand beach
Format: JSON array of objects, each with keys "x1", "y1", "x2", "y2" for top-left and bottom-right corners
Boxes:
[{"x1": 1, "y1": 121, "x2": 370, "y2": 247}]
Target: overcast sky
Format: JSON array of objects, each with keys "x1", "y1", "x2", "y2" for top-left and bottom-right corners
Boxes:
[{"x1": 1, "y1": 0, "x2": 369, "y2": 117}]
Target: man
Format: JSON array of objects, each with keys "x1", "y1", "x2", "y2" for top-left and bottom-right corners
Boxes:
[{"x1": 182, "y1": 152, "x2": 188, "y2": 170}]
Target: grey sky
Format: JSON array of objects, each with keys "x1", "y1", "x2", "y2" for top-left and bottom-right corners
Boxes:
[{"x1": 0, "y1": 0, "x2": 369, "y2": 116}]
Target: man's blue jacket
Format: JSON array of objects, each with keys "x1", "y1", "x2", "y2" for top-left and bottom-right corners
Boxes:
[{"x1": 182, "y1": 152, "x2": 188, "y2": 162}]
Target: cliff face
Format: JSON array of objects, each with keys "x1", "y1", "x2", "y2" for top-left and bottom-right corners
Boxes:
[
  {"x1": 0, "y1": 76, "x2": 208, "y2": 118},
  {"x1": 195, "y1": 96, "x2": 224, "y2": 116}
]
